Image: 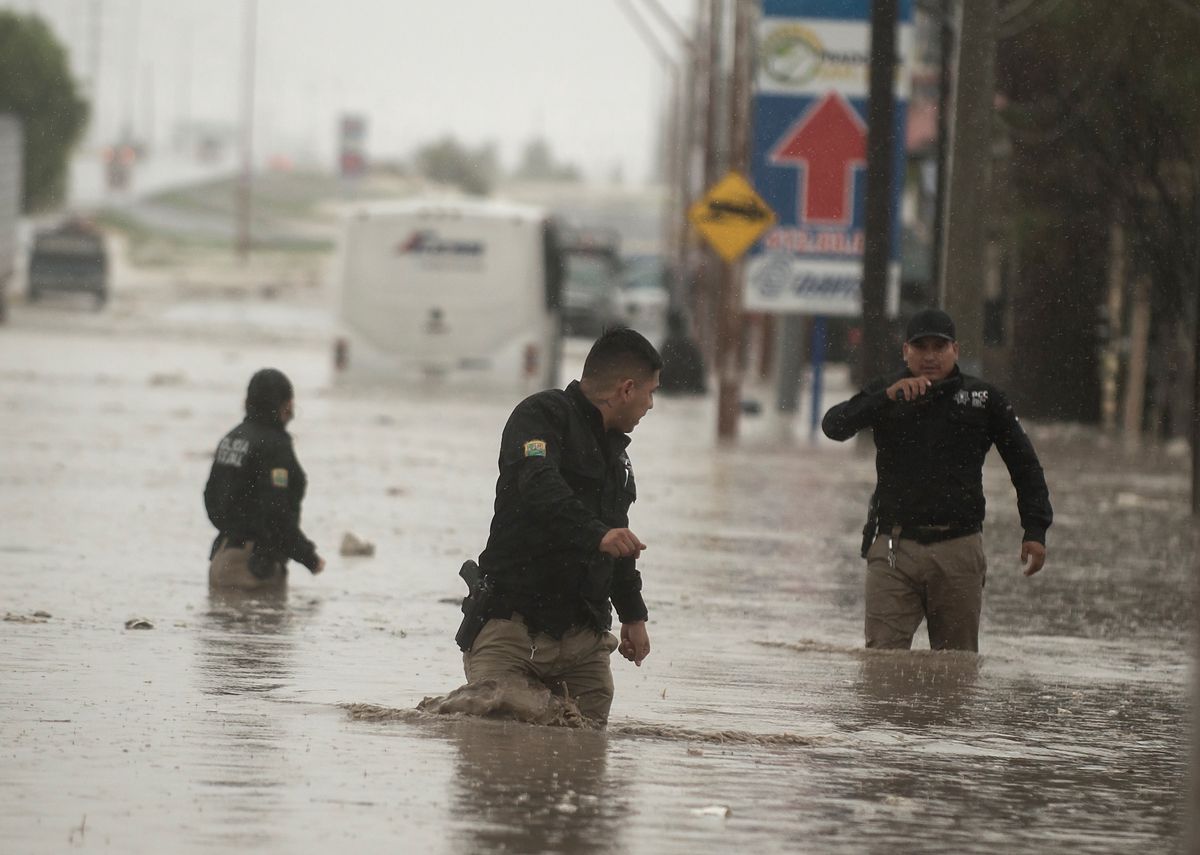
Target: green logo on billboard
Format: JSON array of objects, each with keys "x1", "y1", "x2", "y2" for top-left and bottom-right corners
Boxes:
[{"x1": 761, "y1": 24, "x2": 824, "y2": 86}]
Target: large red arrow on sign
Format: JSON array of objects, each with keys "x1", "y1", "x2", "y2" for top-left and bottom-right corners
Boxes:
[{"x1": 770, "y1": 92, "x2": 867, "y2": 225}]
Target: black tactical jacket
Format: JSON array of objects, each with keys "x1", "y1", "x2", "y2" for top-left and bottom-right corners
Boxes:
[
  {"x1": 203, "y1": 416, "x2": 319, "y2": 572},
  {"x1": 479, "y1": 380, "x2": 648, "y2": 637},
  {"x1": 822, "y1": 367, "x2": 1052, "y2": 544}
]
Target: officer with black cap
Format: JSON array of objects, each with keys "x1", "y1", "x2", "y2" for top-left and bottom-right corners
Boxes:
[
  {"x1": 822, "y1": 308, "x2": 1052, "y2": 651},
  {"x1": 204, "y1": 368, "x2": 325, "y2": 588}
]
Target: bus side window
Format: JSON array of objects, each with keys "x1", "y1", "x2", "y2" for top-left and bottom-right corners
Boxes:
[{"x1": 542, "y1": 222, "x2": 564, "y2": 312}]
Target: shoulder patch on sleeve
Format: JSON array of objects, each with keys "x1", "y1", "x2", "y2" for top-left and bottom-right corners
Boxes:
[
  {"x1": 271, "y1": 467, "x2": 289, "y2": 487},
  {"x1": 523, "y1": 439, "x2": 547, "y2": 458}
]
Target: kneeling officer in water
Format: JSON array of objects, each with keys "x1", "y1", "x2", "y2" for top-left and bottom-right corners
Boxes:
[
  {"x1": 204, "y1": 368, "x2": 325, "y2": 589},
  {"x1": 458, "y1": 328, "x2": 660, "y2": 726}
]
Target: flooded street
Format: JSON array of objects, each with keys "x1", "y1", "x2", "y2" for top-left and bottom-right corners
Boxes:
[{"x1": 0, "y1": 300, "x2": 1189, "y2": 854}]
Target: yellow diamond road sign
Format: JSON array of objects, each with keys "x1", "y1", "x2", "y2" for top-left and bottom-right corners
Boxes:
[{"x1": 688, "y1": 172, "x2": 776, "y2": 263}]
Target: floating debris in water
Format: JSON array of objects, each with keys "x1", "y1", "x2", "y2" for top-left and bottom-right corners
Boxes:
[
  {"x1": 4, "y1": 611, "x2": 51, "y2": 623},
  {"x1": 124, "y1": 618, "x2": 154, "y2": 630},
  {"x1": 690, "y1": 805, "x2": 732, "y2": 818},
  {"x1": 340, "y1": 532, "x2": 376, "y2": 557}
]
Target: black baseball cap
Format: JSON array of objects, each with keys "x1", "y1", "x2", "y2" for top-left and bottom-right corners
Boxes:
[{"x1": 905, "y1": 308, "x2": 956, "y2": 343}]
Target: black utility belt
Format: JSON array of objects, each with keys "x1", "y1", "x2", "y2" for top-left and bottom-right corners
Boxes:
[{"x1": 880, "y1": 523, "x2": 980, "y2": 544}]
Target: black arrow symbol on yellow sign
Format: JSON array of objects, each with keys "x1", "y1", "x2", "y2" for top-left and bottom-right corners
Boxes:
[{"x1": 699, "y1": 198, "x2": 773, "y2": 223}]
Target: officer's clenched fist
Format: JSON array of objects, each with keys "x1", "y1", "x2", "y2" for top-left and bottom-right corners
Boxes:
[
  {"x1": 887, "y1": 376, "x2": 932, "y2": 402},
  {"x1": 600, "y1": 527, "x2": 646, "y2": 559}
]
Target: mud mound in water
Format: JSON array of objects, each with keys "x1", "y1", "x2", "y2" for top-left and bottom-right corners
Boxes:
[
  {"x1": 417, "y1": 678, "x2": 589, "y2": 728},
  {"x1": 342, "y1": 704, "x2": 427, "y2": 723},
  {"x1": 609, "y1": 723, "x2": 821, "y2": 746}
]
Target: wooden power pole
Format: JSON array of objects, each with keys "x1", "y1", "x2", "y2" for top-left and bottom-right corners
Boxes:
[
  {"x1": 715, "y1": 0, "x2": 754, "y2": 440},
  {"x1": 860, "y1": 0, "x2": 899, "y2": 386}
]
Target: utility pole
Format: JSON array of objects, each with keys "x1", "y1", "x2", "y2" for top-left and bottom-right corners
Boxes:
[
  {"x1": 937, "y1": 0, "x2": 997, "y2": 375},
  {"x1": 235, "y1": 0, "x2": 257, "y2": 260},
  {"x1": 861, "y1": 0, "x2": 899, "y2": 386},
  {"x1": 698, "y1": 0, "x2": 725, "y2": 363},
  {"x1": 715, "y1": 0, "x2": 753, "y2": 440}
]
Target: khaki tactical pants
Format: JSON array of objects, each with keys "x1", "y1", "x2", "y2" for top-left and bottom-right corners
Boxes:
[
  {"x1": 463, "y1": 615, "x2": 620, "y2": 725},
  {"x1": 208, "y1": 540, "x2": 285, "y2": 590},
  {"x1": 864, "y1": 532, "x2": 986, "y2": 652}
]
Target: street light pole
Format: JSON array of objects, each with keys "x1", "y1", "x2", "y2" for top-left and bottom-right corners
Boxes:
[{"x1": 235, "y1": 0, "x2": 257, "y2": 261}]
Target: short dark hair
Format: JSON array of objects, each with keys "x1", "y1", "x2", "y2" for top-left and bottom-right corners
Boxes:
[
  {"x1": 245, "y1": 367, "x2": 293, "y2": 422},
  {"x1": 582, "y1": 326, "x2": 662, "y2": 385}
]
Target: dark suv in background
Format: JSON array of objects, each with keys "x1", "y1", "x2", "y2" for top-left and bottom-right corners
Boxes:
[
  {"x1": 28, "y1": 219, "x2": 109, "y2": 309},
  {"x1": 559, "y1": 227, "x2": 623, "y2": 337}
]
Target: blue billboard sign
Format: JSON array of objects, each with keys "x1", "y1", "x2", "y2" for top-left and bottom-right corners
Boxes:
[{"x1": 747, "y1": 0, "x2": 913, "y2": 315}]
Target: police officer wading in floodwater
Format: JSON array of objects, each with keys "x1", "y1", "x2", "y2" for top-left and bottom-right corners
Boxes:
[
  {"x1": 822, "y1": 309, "x2": 1052, "y2": 652},
  {"x1": 204, "y1": 368, "x2": 325, "y2": 589},
  {"x1": 457, "y1": 328, "x2": 661, "y2": 726}
]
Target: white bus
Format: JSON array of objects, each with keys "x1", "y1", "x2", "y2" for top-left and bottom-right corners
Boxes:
[{"x1": 334, "y1": 198, "x2": 564, "y2": 393}]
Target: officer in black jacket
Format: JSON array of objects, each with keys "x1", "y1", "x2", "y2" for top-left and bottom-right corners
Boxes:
[
  {"x1": 462, "y1": 328, "x2": 661, "y2": 725},
  {"x1": 204, "y1": 368, "x2": 325, "y2": 589},
  {"x1": 822, "y1": 308, "x2": 1052, "y2": 651}
]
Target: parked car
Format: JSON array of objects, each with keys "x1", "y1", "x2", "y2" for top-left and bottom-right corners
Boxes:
[
  {"x1": 560, "y1": 228, "x2": 624, "y2": 338},
  {"x1": 619, "y1": 254, "x2": 671, "y2": 343},
  {"x1": 28, "y1": 219, "x2": 109, "y2": 309}
]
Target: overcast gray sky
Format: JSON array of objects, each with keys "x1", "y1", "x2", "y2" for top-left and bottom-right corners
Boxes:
[{"x1": 12, "y1": 0, "x2": 696, "y2": 183}]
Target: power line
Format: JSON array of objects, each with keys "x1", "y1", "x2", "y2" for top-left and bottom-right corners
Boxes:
[
  {"x1": 615, "y1": 0, "x2": 675, "y2": 69},
  {"x1": 641, "y1": 0, "x2": 692, "y2": 50}
]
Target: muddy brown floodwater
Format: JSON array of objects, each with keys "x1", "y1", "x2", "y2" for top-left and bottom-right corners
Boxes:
[{"x1": 0, "y1": 318, "x2": 1189, "y2": 853}]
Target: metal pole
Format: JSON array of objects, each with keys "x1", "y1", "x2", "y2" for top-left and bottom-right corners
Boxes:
[
  {"x1": 716, "y1": 0, "x2": 752, "y2": 440},
  {"x1": 775, "y1": 314, "x2": 806, "y2": 414},
  {"x1": 810, "y1": 316, "x2": 828, "y2": 441},
  {"x1": 235, "y1": 0, "x2": 257, "y2": 261},
  {"x1": 861, "y1": 0, "x2": 899, "y2": 385}
]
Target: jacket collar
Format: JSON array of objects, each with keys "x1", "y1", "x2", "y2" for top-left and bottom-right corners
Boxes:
[{"x1": 566, "y1": 380, "x2": 631, "y2": 455}]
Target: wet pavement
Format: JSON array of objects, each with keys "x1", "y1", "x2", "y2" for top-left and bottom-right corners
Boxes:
[{"x1": 0, "y1": 298, "x2": 1190, "y2": 853}]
